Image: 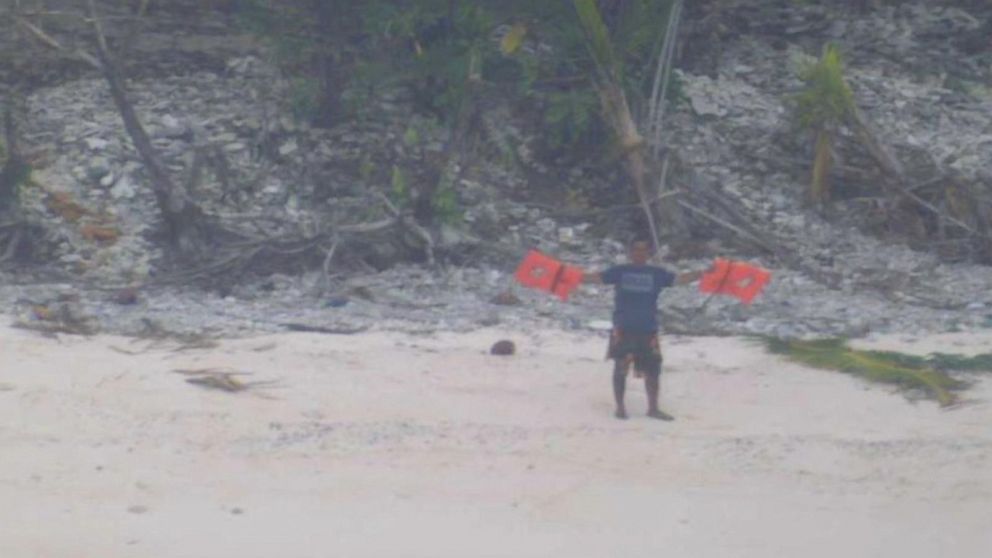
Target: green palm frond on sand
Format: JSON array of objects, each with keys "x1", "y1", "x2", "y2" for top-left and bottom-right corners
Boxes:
[{"x1": 762, "y1": 338, "x2": 991, "y2": 407}]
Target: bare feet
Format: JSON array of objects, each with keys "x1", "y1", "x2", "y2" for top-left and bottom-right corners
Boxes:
[
  {"x1": 647, "y1": 409, "x2": 674, "y2": 421},
  {"x1": 614, "y1": 408, "x2": 629, "y2": 420}
]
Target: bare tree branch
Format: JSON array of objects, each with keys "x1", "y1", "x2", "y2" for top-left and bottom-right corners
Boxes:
[{"x1": 15, "y1": 16, "x2": 100, "y2": 69}]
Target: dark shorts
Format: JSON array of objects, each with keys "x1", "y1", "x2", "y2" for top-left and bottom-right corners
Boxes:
[{"x1": 607, "y1": 329, "x2": 662, "y2": 377}]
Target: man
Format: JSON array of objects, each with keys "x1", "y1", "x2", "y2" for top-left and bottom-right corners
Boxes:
[{"x1": 584, "y1": 238, "x2": 705, "y2": 420}]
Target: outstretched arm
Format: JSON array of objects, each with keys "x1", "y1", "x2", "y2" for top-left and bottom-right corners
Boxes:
[
  {"x1": 582, "y1": 272, "x2": 604, "y2": 284},
  {"x1": 675, "y1": 269, "x2": 706, "y2": 285}
]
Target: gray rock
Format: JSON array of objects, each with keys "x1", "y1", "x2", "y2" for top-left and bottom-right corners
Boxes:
[
  {"x1": 690, "y1": 95, "x2": 727, "y2": 118},
  {"x1": 160, "y1": 123, "x2": 191, "y2": 140},
  {"x1": 84, "y1": 137, "x2": 109, "y2": 151},
  {"x1": 278, "y1": 140, "x2": 298, "y2": 157},
  {"x1": 110, "y1": 175, "x2": 138, "y2": 200},
  {"x1": 438, "y1": 224, "x2": 472, "y2": 248},
  {"x1": 99, "y1": 172, "x2": 117, "y2": 188},
  {"x1": 536, "y1": 218, "x2": 556, "y2": 233},
  {"x1": 86, "y1": 157, "x2": 112, "y2": 180}
]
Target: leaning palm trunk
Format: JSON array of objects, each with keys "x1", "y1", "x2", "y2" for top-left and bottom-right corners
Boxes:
[
  {"x1": 595, "y1": 80, "x2": 660, "y2": 250},
  {"x1": 573, "y1": 0, "x2": 662, "y2": 251},
  {"x1": 810, "y1": 128, "x2": 833, "y2": 204}
]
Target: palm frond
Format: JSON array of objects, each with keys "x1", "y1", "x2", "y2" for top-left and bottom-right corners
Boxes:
[
  {"x1": 794, "y1": 45, "x2": 855, "y2": 129},
  {"x1": 763, "y1": 338, "x2": 972, "y2": 407},
  {"x1": 926, "y1": 352, "x2": 992, "y2": 372},
  {"x1": 573, "y1": 0, "x2": 619, "y2": 82}
]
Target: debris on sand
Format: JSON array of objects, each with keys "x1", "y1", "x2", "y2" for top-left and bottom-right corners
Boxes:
[
  {"x1": 173, "y1": 367, "x2": 276, "y2": 394},
  {"x1": 13, "y1": 301, "x2": 98, "y2": 336},
  {"x1": 138, "y1": 318, "x2": 219, "y2": 351},
  {"x1": 490, "y1": 340, "x2": 516, "y2": 356},
  {"x1": 281, "y1": 322, "x2": 369, "y2": 335}
]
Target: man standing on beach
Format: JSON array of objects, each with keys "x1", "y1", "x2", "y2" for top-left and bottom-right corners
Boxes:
[{"x1": 584, "y1": 237, "x2": 705, "y2": 420}]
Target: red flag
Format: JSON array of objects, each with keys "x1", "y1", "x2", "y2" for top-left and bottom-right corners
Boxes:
[
  {"x1": 514, "y1": 250, "x2": 584, "y2": 301},
  {"x1": 551, "y1": 264, "x2": 584, "y2": 301},
  {"x1": 699, "y1": 259, "x2": 771, "y2": 304}
]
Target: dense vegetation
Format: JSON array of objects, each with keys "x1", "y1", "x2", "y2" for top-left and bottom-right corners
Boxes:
[
  {"x1": 1, "y1": 0, "x2": 989, "y2": 267},
  {"x1": 234, "y1": 0, "x2": 685, "y2": 237}
]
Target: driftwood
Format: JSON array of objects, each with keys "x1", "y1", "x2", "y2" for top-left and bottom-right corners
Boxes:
[{"x1": 173, "y1": 368, "x2": 276, "y2": 394}]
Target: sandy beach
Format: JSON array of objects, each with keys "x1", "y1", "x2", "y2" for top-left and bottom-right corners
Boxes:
[{"x1": 1, "y1": 323, "x2": 990, "y2": 557}]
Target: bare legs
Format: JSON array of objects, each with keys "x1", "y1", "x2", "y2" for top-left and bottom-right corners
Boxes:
[
  {"x1": 645, "y1": 372, "x2": 673, "y2": 420},
  {"x1": 612, "y1": 364, "x2": 628, "y2": 419},
  {"x1": 613, "y1": 360, "x2": 672, "y2": 421}
]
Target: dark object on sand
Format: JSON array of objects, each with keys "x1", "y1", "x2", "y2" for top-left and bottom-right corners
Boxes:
[{"x1": 490, "y1": 340, "x2": 516, "y2": 356}]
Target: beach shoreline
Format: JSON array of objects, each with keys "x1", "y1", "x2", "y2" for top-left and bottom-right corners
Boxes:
[{"x1": 2, "y1": 323, "x2": 990, "y2": 557}]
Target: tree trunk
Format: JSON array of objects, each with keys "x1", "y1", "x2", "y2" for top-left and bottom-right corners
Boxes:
[
  {"x1": 594, "y1": 80, "x2": 662, "y2": 250},
  {"x1": 574, "y1": 0, "x2": 665, "y2": 250},
  {"x1": 810, "y1": 128, "x2": 832, "y2": 204},
  {"x1": 87, "y1": 0, "x2": 209, "y2": 256},
  {"x1": 313, "y1": 0, "x2": 346, "y2": 128},
  {"x1": 0, "y1": 102, "x2": 26, "y2": 213}
]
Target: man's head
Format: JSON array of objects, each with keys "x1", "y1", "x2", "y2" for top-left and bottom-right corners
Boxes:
[{"x1": 628, "y1": 237, "x2": 652, "y2": 265}]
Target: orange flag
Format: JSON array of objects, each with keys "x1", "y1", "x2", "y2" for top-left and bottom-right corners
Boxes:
[
  {"x1": 514, "y1": 250, "x2": 584, "y2": 301},
  {"x1": 699, "y1": 259, "x2": 771, "y2": 304}
]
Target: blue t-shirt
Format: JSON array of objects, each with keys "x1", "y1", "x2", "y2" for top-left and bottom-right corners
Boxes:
[{"x1": 601, "y1": 264, "x2": 676, "y2": 333}]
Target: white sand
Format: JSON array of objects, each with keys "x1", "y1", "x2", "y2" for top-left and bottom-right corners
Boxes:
[{"x1": 1, "y1": 323, "x2": 990, "y2": 558}]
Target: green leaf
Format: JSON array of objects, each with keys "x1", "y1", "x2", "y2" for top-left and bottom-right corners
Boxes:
[
  {"x1": 403, "y1": 126, "x2": 420, "y2": 148},
  {"x1": 793, "y1": 45, "x2": 855, "y2": 129},
  {"x1": 391, "y1": 165, "x2": 408, "y2": 206},
  {"x1": 500, "y1": 23, "x2": 528, "y2": 55},
  {"x1": 573, "y1": 0, "x2": 619, "y2": 81}
]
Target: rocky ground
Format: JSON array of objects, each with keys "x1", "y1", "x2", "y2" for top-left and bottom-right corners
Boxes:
[{"x1": 2, "y1": 0, "x2": 991, "y2": 341}]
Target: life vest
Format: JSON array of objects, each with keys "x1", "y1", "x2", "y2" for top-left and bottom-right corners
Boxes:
[
  {"x1": 699, "y1": 258, "x2": 771, "y2": 304},
  {"x1": 514, "y1": 250, "x2": 584, "y2": 301}
]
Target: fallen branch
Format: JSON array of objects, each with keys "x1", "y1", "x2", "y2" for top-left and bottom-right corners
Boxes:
[
  {"x1": 376, "y1": 192, "x2": 435, "y2": 265},
  {"x1": 281, "y1": 323, "x2": 369, "y2": 335},
  {"x1": 520, "y1": 190, "x2": 682, "y2": 219},
  {"x1": 677, "y1": 199, "x2": 777, "y2": 254}
]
